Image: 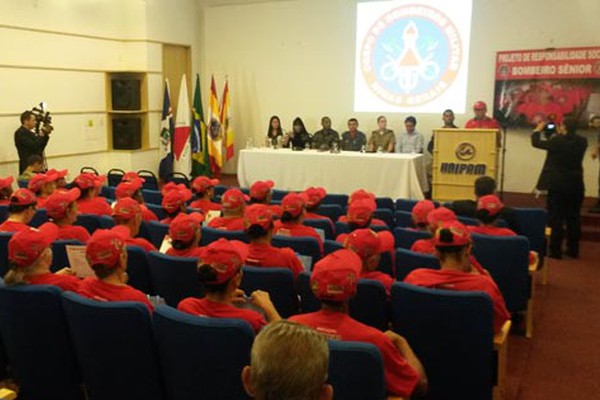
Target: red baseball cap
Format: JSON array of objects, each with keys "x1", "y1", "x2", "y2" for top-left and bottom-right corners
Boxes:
[
  {"x1": 349, "y1": 189, "x2": 375, "y2": 204},
  {"x1": 86, "y1": 229, "x2": 126, "y2": 268},
  {"x1": 477, "y1": 194, "x2": 503, "y2": 216},
  {"x1": 433, "y1": 220, "x2": 471, "y2": 247},
  {"x1": 122, "y1": 171, "x2": 145, "y2": 182},
  {"x1": 222, "y1": 188, "x2": 249, "y2": 210},
  {"x1": 344, "y1": 228, "x2": 381, "y2": 261},
  {"x1": 10, "y1": 189, "x2": 37, "y2": 206},
  {"x1": 115, "y1": 178, "x2": 143, "y2": 199},
  {"x1": 281, "y1": 193, "x2": 305, "y2": 218},
  {"x1": 347, "y1": 199, "x2": 376, "y2": 225},
  {"x1": 0, "y1": 176, "x2": 14, "y2": 190},
  {"x1": 112, "y1": 197, "x2": 141, "y2": 220},
  {"x1": 199, "y1": 238, "x2": 249, "y2": 284},
  {"x1": 412, "y1": 200, "x2": 436, "y2": 225},
  {"x1": 473, "y1": 101, "x2": 487, "y2": 110},
  {"x1": 301, "y1": 187, "x2": 327, "y2": 208},
  {"x1": 74, "y1": 173, "x2": 105, "y2": 189},
  {"x1": 250, "y1": 180, "x2": 274, "y2": 201},
  {"x1": 162, "y1": 188, "x2": 193, "y2": 213},
  {"x1": 46, "y1": 169, "x2": 68, "y2": 179},
  {"x1": 45, "y1": 188, "x2": 81, "y2": 219},
  {"x1": 244, "y1": 204, "x2": 275, "y2": 230},
  {"x1": 310, "y1": 249, "x2": 362, "y2": 302},
  {"x1": 169, "y1": 213, "x2": 205, "y2": 242},
  {"x1": 161, "y1": 182, "x2": 187, "y2": 195},
  {"x1": 192, "y1": 176, "x2": 219, "y2": 193},
  {"x1": 8, "y1": 224, "x2": 58, "y2": 267},
  {"x1": 28, "y1": 172, "x2": 59, "y2": 193},
  {"x1": 426, "y1": 206, "x2": 456, "y2": 230}
]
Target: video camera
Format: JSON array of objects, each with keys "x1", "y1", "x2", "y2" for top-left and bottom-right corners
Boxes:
[{"x1": 30, "y1": 101, "x2": 53, "y2": 135}]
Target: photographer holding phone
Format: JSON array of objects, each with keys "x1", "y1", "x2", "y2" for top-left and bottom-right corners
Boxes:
[{"x1": 14, "y1": 109, "x2": 52, "y2": 174}]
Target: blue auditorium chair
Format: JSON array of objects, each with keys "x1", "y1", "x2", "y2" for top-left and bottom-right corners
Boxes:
[
  {"x1": 74, "y1": 214, "x2": 115, "y2": 235},
  {"x1": 393, "y1": 210, "x2": 414, "y2": 228},
  {"x1": 395, "y1": 248, "x2": 440, "y2": 281},
  {"x1": 315, "y1": 204, "x2": 345, "y2": 222},
  {"x1": 393, "y1": 226, "x2": 431, "y2": 249},
  {"x1": 303, "y1": 218, "x2": 335, "y2": 240},
  {"x1": 50, "y1": 239, "x2": 83, "y2": 272},
  {"x1": 127, "y1": 245, "x2": 154, "y2": 295},
  {"x1": 239, "y1": 266, "x2": 298, "y2": 318},
  {"x1": 147, "y1": 251, "x2": 202, "y2": 307},
  {"x1": 272, "y1": 235, "x2": 321, "y2": 266},
  {"x1": 142, "y1": 189, "x2": 163, "y2": 206},
  {"x1": 200, "y1": 226, "x2": 249, "y2": 246},
  {"x1": 147, "y1": 220, "x2": 169, "y2": 249},
  {"x1": 0, "y1": 233, "x2": 14, "y2": 277}
]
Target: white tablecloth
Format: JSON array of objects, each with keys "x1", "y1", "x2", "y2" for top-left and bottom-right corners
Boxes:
[{"x1": 237, "y1": 149, "x2": 428, "y2": 200}]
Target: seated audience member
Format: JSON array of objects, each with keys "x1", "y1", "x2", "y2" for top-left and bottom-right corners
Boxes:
[
  {"x1": 0, "y1": 176, "x2": 15, "y2": 205},
  {"x1": 121, "y1": 171, "x2": 143, "y2": 182},
  {"x1": 4, "y1": 224, "x2": 80, "y2": 291},
  {"x1": 74, "y1": 173, "x2": 112, "y2": 216},
  {"x1": 411, "y1": 200, "x2": 436, "y2": 231},
  {"x1": 283, "y1": 117, "x2": 312, "y2": 150},
  {"x1": 115, "y1": 178, "x2": 158, "y2": 222},
  {"x1": 273, "y1": 193, "x2": 324, "y2": 255},
  {"x1": 78, "y1": 229, "x2": 153, "y2": 310},
  {"x1": 368, "y1": 115, "x2": 395, "y2": 153},
  {"x1": 410, "y1": 206, "x2": 457, "y2": 254},
  {"x1": 289, "y1": 250, "x2": 428, "y2": 398},
  {"x1": 28, "y1": 171, "x2": 58, "y2": 207},
  {"x1": 301, "y1": 187, "x2": 331, "y2": 222},
  {"x1": 312, "y1": 116, "x2": 340, "y2": 151},
  {"x1": 160, "y1": 184, "x2": 193, "y2": 224},
  {"x1": 469, "y1": 195, "x2": 517, "y2": 236},
  {"x1": 46, "y1": 168, "x2": 68, "y2": 190},
  {"x1": 111, "y1": 198, "x2": 157, "y2": 251},
  {"x1": 340, "y1": 118, "x2": 367, "y2": 151},
  {"x1": 249, "y1": 180, "x2": 274, "y2": 205},
  {"x1": 178, "y1": 238, "x2": 281, "y2": 333},
  {"x1": 244, "y1": 204, "x2": 303, "y2": 278},
  {"x1": 344, "y1": 228, "x2": 395, "y2": 295},
  {"x1": 208, "y1": 188, "x2": 248, "y2": 231},
  {"x1": 18, "y1": 154, "x2": 44, "y2": 181},
  {"x1": 42, "y1": 188, "x2": 91, "y2": 243},
  {"x1": 266, "y1": 115, "x2": 286, "y2": 147},
  {"x1": 0, "y1": 189, "x2": 37, "y2": 232},
  {"x1": 166, "y1": 213, "x2": 205, "y2": 258},
  {"x1": 337, "y1": 198, "x2": 386, "y2": 234},
  {"x1": 189, "y1": 176, "x2": 222, "y2": 213},
  {"x1": 396, "y1": 116, "x2": 424, "y2": 154},
  {"x1": 404, "y1": 221, "x2": 510, "y2": 334},
  {"x1": 242, "y1": 320, "x2": 332, "y2": 400}
]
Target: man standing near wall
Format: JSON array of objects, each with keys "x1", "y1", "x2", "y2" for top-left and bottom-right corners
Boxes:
[{"x1": 14, "y1": 111, "x2": 51, "y2": 174}]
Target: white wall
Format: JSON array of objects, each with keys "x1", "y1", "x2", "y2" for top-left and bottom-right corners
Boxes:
[{"x1": 203, "y1": 0, "x2": 600, "y2": 196}]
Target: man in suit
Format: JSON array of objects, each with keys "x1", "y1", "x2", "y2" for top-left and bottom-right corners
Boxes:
[
  {"x1": 14, "y1": 111, "x2": 51, "y2": 175},
  {"x1": 531, "y1": 117, "x2": 588, "y2": 259}
]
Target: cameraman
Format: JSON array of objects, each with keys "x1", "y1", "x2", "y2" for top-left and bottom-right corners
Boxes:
[
  {"x1": 14, "y1": 110, "x2": 51, "y2": 174},
  {"x1": 531, "y1": 117, "x2": 587, "y2": 259}
]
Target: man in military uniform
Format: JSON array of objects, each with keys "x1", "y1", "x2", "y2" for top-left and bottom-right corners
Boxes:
[
  {"x1": 312, "y1": 116, "x2": 340, "y2": 151},
  {"x1": 340, "y1": 118, "x2": 366, "y2": 151},
  {"x1": 368, "y1": 116, "x2": 395, "y2": 152}
]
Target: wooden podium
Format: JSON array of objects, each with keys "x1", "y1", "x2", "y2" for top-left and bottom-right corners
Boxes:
[{"x1": 432, "y1": 129, "x2": 498, "y2": 201}]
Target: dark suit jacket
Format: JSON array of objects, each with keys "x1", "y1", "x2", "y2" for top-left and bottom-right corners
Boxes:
[{"x1": 14, "y1": 126, "x2": 49, "y2": 174}]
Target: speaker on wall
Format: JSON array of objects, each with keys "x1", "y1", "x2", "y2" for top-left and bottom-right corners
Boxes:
[
  {"x1": 112, "y1": 117, "x2": 142, "y2": 150},
  {"x1": 111, "y1": 78, "x2": 141, "y2": 110}
]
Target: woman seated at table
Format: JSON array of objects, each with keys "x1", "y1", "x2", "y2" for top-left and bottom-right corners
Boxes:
[
  {"x1": 266, "y1": 115, "x2": 286, "y2": 146},
  {"x1": 282, "y1": 117, "x2": 312, "y2": 150}
]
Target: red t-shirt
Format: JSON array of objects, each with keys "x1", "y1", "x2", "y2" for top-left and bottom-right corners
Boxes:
[
  {"x1": 77, "y1": 197, "x2": 112, "y2": 216},
  {"x1": 177, "y1": 297, "x2": 266, "y2": 333},
  {"x1": 410, "y1": 238, "x2": 435, "y2": 254},
  {"x1": 468, "y1": 225, "x2": 516, "y2": 237},
  {"x1": 0, "y1": 220, "x2": 30, "y2": 232},
  {"x1": 37, "y1": 196, "x2": 49, "y2": 208},
  {"x1": 77, "y1": 277, "x2": 153, "y2": 311},
  {"x1": 166, "y1": 246, "x2": 204, "y2": 258},
  {"x1": 245, "y1": 242, "x2": 304, "y2": 278},
  {"x1": 404, "y1": 269, "x2": 510, "y2": 333},
  {"x1": 338, "y1": 216, "x2": 388, "y2": 227},
  {"x1": 361, "y1": 271, "x2": 394, "y2": 296},
  {"x1": 0, "y1": 199, "x2": 9, "y2": 206},
  {"x1": 273, "y1": 221, "x2": 324, "y2": 255},
  {"x1": 111, "y1": 226, "x2": 157, "y2": 252},
  {"x1": 42, "y1": 222, "x2": 90, "y2": 243},
  {"x1": 140, "y1": 204, "x2": 158, "y2": 222},
  {"x1": 289, "y1": 310, "x2": 419, "y2": 398},
  {"x1": 189, "y1": 199, "x2": 222, "y2": 213},
  {"x1": 207, "y1": 216, "x2": 245, "y2": 231},
  {"x1": 465, "y1": 117, "x2": 500, "y2": 129},
  {"x1": 26, "y1": 272, "x2": 81, "y2": 292}
]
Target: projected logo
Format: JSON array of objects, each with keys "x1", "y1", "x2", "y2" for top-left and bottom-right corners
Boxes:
[{"x1": 360, "y1": 5, "x2": 462, "y2": 107}]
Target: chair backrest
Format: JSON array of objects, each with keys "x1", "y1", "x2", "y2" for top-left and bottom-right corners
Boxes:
[
  {"x1": 61, "y1": 291, "x2": 163, "y2": 400},
  {"x1": 393, "y1": 210, "x2": 414, "y2": 228},
  {"x1": 79, "y1": 166, "x2": 99, "y2": 175},
  {"x1": 29, "y1": 208, "x2": 47, "y2": 228},
  {"x1": 272, "y1": 235, "x2": 321, "y2": 265},
  {"x1": 127, "y1": 245, "x2": 154, "y2": 295},
  {"x1": 271, "y1": 188, "x2": 289, "y2": 201},
  {"x1": 99, "y1": 185, "x2": 116, "y2": 200},
  {"x1": 471, "y1": 234, "x2": 530, "y2": 313},
  {"x1": 0, "y1": 205, "x2": 8, "y2": 223},
  {"x1": 334, "y1": 221, "x2": 350, "y2": 235},
  {"x1": 322, "y1": 193, "x2": 349, "y2": 208},
  {"x1": 147, "y1": 251, "x2": 202, "y2": 307},
  {"x1": 395, "y1": 248, "x2": 440, "y2": 281},
  {"x1": 152, "y1": 305, "x2": 253, "y2": 400},
  {"x1": 298, "y1": 271, "x2": 321, "y2": 313},
  {"x1": 377, "y1": 251, "x2": 394, "y2": 278},
  {"x1": 137, "y1": 170, "x2": 159, "y2": 190},
  {"x1": 315, "y1": 204, "x2": 344, "y2": 222},
  {"x1": 395, "y1": 198, "x2": 418, "y2": 212},
  {"x1": 166, "y1": 173, "x2": 189, "y2": 188},
  {"x1": 0, "y1": 233, "x2": 14, "y2": 277},
  {"x1": 239, "y1": 266, "x2": 298, "y2": 318},
  {"x1": 303, "y1": 218, "x2": 334, "y2": 240},
  {"x1": 349, "y1": 279, "x2": 388, "y2": 331},
  {"x1": 74, "y1": 214, "x2": 115, "y2": 235},
  {"x1": 17, "y1": 179, "x2": 29, "y2": 188},
  {"x1": 51, "y1": 239, "x2": 83, "y2": 273},
  {"x1": 107, "y1": 168, "x2": 126, "y2": 187},
  {"x1": 323, "y1": 239, "x2": 344, "y2": 255},
  {"x1": 375, "y1": 197, "x2": 394, "y2": 211},
  {"x1": 457, "y1": 215, "x2": 479, "y2": 226},
  {"x1": 142, "y1": 189, "x2": 163, "y2": 206},
  {"x1": 328, "y1": 340, "x2": 386, "y2": 400},
  {"x1": 393, "y1": 226, "x2": 431, "y2": 249},
  {"x1": 212, "y1": 184, "x2": 228, "y2": 198},
  {"x1": 0, "y1": 284, "x2": 83, "y2": 400},
  {"x1": 373, "y1": 208, "x2": 394, "y2": 228},
  {"x1": 513, "y1": 207, "x2": 548, "y2": 257},
  {"x1": 147, "y1": 220, "x2": 169, "y2": 249},
  {"x1": 200, "y1": 226, "x2": 249, "y2": 246},
  {"x1": 146, "y1": 203, "x2": 166, "y2": 221}
]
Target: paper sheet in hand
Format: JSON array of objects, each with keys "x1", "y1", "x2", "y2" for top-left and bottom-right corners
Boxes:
[
  {"x1": 297, "y1": 254, "x2": 313, "y2": 272},
  {"x1": 204, "y1": 210, "x2": 221, "y2": 225},
  {"x1": 66, "y1": 245, "x2": 95, "y2": 278},
  {"x1": 159, "y1": 234, "x2": 173, "y2": 254}
]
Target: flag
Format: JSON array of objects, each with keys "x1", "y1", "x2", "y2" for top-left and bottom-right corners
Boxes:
[
  {"x1": 221, "y1": 79, "x2": 235, "y2": 161},
  {"x1": 158, "y1": 79, "x2": 174, "y2": 181},
  {"x1": 173, "y1": 74, "x2": 191, "y2": 176},
  {"x1": 191, "y1": 74, "x2": 210, "y2": 177},
  {"x1": 207, "y1": 75, "x2": 223, "y2": 177}
]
